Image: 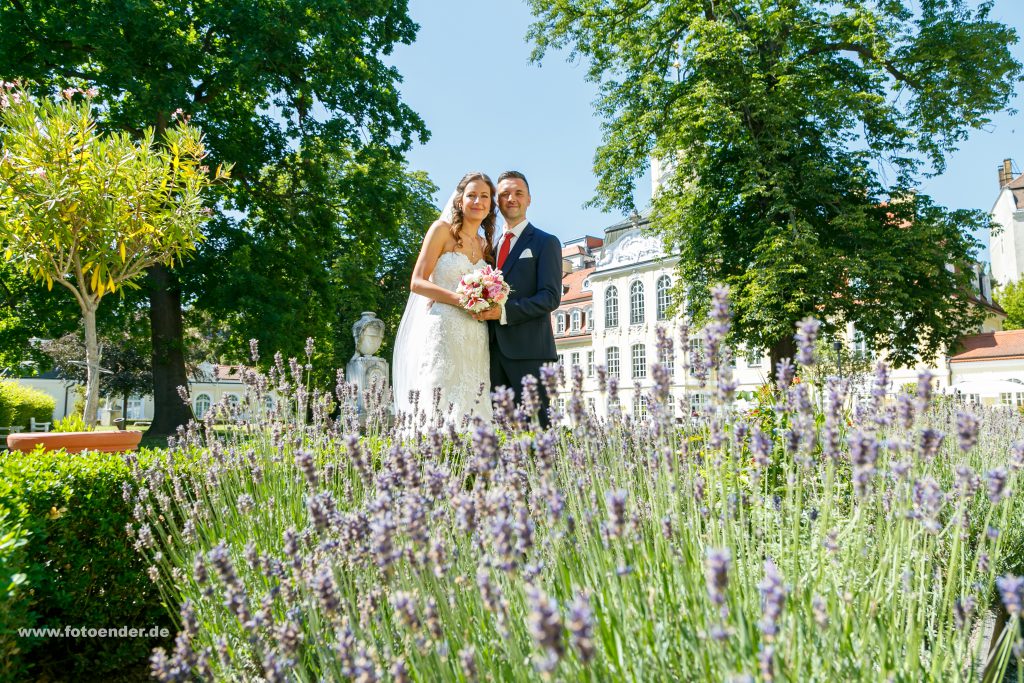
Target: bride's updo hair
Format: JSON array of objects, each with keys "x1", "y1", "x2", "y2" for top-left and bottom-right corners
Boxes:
[{"x1": 450, "y1": 171, "x2": 497, "y2": 265}]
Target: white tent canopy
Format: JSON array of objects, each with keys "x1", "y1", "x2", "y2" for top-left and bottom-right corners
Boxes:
[{"x1": 942, "y1": 379, "x2": 1024, "y2": 397}]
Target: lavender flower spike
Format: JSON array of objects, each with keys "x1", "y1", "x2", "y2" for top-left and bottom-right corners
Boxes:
[
  {"x1": 996, "y1": 575, "x2": 1024, "y2": 617},
  {"x1": 758, "y1": 559, "x2": 787, "y2": 639},
  {"x1": 794, "y1": 317, "x2": 820, "y2": 367},
  {"x1": 705, "y1": 548, "x2": 731, "y2": 607}
]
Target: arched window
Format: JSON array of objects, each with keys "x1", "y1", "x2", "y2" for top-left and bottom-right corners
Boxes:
[
  {"x1": 656, "y1": 275, "x2": 672, "y2": 320},
  {"x1": 571, "y1": 309, "x2": 581, "y2": 332},
  {"x1": 555, "y1": 313, "x2": 566, "y2": 335},
  {"x1": 630, "y1": 280, "x2": 645, "y2": 325},
  {"x1": 632, "y1": 343, "x2": 647, "y2": 379},
  {"x1": 194, "y1": 393, "x2": 212, "y2": 419},
  {"x1": 605, "y1": 286, "x2": 619, "y2": 328},
  {"x1": 586, "y1": 306, "x2": 594, "y2": 331}
]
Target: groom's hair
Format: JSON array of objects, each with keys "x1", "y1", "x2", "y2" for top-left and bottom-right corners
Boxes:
[{"x1": 497, "y1": 170, "x2": 530, "y2": 193}]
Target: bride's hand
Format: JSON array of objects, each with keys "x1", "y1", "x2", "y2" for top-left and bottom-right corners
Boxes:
[{"x1": 474, "y1": 305, "x2": 501, "y2": 322}]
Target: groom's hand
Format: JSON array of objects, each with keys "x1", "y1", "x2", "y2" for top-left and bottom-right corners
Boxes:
[{"x1": 474, "y1": 306, "x2": 501, "y2": 321}]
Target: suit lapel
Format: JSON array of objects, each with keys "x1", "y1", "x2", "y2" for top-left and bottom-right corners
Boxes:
[{"x1": 501, "y1": 223, "x2": 534, "y2": 279}]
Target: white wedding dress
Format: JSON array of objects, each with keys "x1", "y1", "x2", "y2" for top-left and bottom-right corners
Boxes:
[{"x1": 392, "y1": 251, "x2": 492, "y2": 427}]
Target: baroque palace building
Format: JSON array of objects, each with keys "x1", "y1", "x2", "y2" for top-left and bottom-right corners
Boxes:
[{"x1": 552, "y1": 162, "x2": 1018, "y2": 419}]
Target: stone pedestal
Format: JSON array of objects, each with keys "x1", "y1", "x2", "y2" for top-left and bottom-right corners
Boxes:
[{"x1": 346, "y1": 355, "x2": 389, "y2": 416}]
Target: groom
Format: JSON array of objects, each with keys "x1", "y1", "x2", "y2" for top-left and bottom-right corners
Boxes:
[{"x1": 474, "y1": 171, "x2": 562, "y2": 427}]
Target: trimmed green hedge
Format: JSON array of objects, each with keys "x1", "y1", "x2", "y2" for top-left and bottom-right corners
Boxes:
[
  {"x1": 0, "y1": 447, "x2": 173, "y2": 680},
  {"x1": 0, "y1": 382, "x2": 56, "y2": 429},
  {"x1": 0, "y1": 505, "x2": 29, "y2": 681}
]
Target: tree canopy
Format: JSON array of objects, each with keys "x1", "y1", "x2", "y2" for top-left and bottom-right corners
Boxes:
[
  {"x1": 528, "y1": 0, "x2": 1021, "y2": 370},
  {"x1": 0, "y1": 86, "x2": 224, "y2": 424},
  {"x1": 0, "y1": 0, "x2": 431, "y2": 433}
]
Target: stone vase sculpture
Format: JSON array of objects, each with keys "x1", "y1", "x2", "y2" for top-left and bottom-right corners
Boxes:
[{"x1": 346, "y1": 312, "x2": 389, "y2": 421}]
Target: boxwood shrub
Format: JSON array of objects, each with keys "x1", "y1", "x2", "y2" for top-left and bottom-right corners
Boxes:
[
  {"x1": 0, "y1": 382, "x2": 56, "y2": 429},
  {"x1": 0, "y1": 447, "x2": 173, "y2": 681}
]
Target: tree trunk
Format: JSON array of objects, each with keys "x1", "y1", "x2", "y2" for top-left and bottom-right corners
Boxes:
[
  {"x1": 121, "y1": 393, "x2": 128, "y2": 431},
  {"x1": 146, "y1": 264, "x2": 192, "y2": 437},
  {"x1": 82, "y1": 303, "x2": 101, "y2": 427},
  {"x1": 769, "y1": 333, "x2": 798, "y2": 385}
]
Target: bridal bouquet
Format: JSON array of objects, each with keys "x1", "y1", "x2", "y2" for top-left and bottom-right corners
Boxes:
[{"x1": 456, "y1": 265, "x2": 510, "y2": 313}]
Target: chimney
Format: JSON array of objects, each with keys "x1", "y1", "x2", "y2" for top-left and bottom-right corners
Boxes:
[{"x1": 999, "y1": 159, "x2": 1013, "y2": 188}]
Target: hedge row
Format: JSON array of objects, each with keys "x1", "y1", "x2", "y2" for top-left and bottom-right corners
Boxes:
[
  {"x1": 0, "y1": 447, "x2": 173, "y2": 681},
  {"x1": 0, "y1": 381, "x2": 56, "y2": 429}
]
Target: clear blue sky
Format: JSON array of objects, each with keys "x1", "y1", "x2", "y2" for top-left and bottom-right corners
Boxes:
[{"x1": 389, "y1": 0, "x2": 1023, "y2": 258}]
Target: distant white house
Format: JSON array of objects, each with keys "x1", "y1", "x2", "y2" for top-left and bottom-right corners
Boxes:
[
  {"x1": 988, "y1": 158, "x2": 1024, "y2": 287},
  {"x1": 15, "y1": 363, "x2": 271, "y2": 424}
]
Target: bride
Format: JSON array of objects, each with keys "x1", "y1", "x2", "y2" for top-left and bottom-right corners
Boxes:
[{"x1": 392, "y1": 172, "x2": 497, "y2": 426}]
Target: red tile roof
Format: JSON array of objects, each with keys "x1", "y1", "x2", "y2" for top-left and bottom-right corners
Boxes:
[
  {"x1": 950, "y1": 329, "x2": 1024, "y2": 363},
  {"x1": 562, "y1": 245, "x2": 587, "y2": 257},
  {"x1": 212, "y1": 365, "x2": 245, "y2": 381},
  {"x1": 560, "y1": 267, "x2": 595, "y2": 305}
]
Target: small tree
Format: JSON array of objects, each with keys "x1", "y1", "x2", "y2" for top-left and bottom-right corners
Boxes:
[
  {"x1": 0, "y1": 84, "x2": 228, "y2": 425},
  {"x1": 995, "y1": 280, "x2": 1024, "y2": 331}
]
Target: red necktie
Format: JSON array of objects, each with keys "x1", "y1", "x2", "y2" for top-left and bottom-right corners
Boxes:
[{"x1": 497, "y1": 231, "x2": 514, "y2": 270}]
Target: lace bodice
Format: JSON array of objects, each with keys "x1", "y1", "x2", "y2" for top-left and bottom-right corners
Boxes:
[{"x1": 431, "y1": 251, "x2": 486, "y2": 291}]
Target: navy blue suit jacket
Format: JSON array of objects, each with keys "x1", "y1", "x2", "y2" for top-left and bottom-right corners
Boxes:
[{"x1": 490, "y1": 222, "x2": 562, "y2": 361}]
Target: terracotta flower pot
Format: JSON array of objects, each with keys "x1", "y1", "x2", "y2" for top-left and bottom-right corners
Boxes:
[{"x1": 6, "y1": 430, "x2": 143, "y2": 454}]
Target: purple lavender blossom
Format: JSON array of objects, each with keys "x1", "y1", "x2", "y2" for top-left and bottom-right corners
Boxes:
[
  {"x1": 491, "y1": 386, "x2": 516, "y2": 426},
  {"x1": 848, "y1": 431, "x2": 879, "y2": 497},
  {"x1": 919, "y1": 428, "x2": 945, "y2": 462},
  {"x1": 912, "y1": 477, "x2": 946, "y2": 534},
  {"x1": 606, "y1": 489, "x2": 627, "y2": 540},
  {"x1": 956, "y1": 411, "x2": 980, "y2": 451},
  {"x1": 775, "y1": 358, "x2": 794, "y2": 393},
  {"x1": 539, "y1": 363, "x2": 560, "y2": 404},
  {"x1": 705, "y1": 548, "x2": 731, "y2": 608},
  {"x1": 568, "y1": 591, "x2": 596, "y2": 663},
  {"x1": 1012, "y1": 442, "x2": 1024, "y2": 472},
  {"x1": 521, "y1": 374, "x2": 541, "y2": 419},
  {"x1": 871, "y1": 360, "x2": 890, "y2": 409},
  {"x1": 996, "y1": 575, "x2": 1024, "y2": 617},
  {"x1": 915, "y1": 369, "x2": 933, "y2": 411},
  {"x1": 895, "y1": 394, "x2": 914, "y2": 430},
  {"x1": 811, "y1": 595, "x2": 829, "y2": 630},
  {"x1": 525, "y1": 583, "x2": 565, "y2": 671},
  {"x1": 986, "y1": 467, "x2": 1010, "y2": 503},
  {"x1": 953, "y1": 595, "x2": 977, "y2": 631},
  {"x1": 794, "y1": 317, "x2": 820, "y2": 367},
  {"x1": 758, "y1": 559, "x2": 787, "y2": 639},
  {"x1": 750, "y1": 426, "x2": 772, "y2": 469},
  {"x1": 758, "y1": 645, "x2": 776, "y2": 682}
]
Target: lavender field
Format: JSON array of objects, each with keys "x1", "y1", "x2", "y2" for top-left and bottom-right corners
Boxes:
[{"x1": 130, "y1": 298, "x2": 1024, "y2": 682}]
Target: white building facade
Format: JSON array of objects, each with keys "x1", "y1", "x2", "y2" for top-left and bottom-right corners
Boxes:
[{"x1": 555, "y1": 206, "x2": 1014, "y2": 417}]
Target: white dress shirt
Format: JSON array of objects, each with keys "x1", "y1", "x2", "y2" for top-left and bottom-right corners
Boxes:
[{"x1": 495, "y1": 219, "x2": 529, "y2": 325}]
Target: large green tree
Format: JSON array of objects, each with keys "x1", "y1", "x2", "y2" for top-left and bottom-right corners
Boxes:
[
  {"x1": 528, "y1": 0, "x2": 1020, "y2": 372},
  {"x1": 188, "y1": 145, "x2": 438, "y2": 384},
  {"x1": 0, "y1": 0, "x2": 428, "y2": 434}
]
